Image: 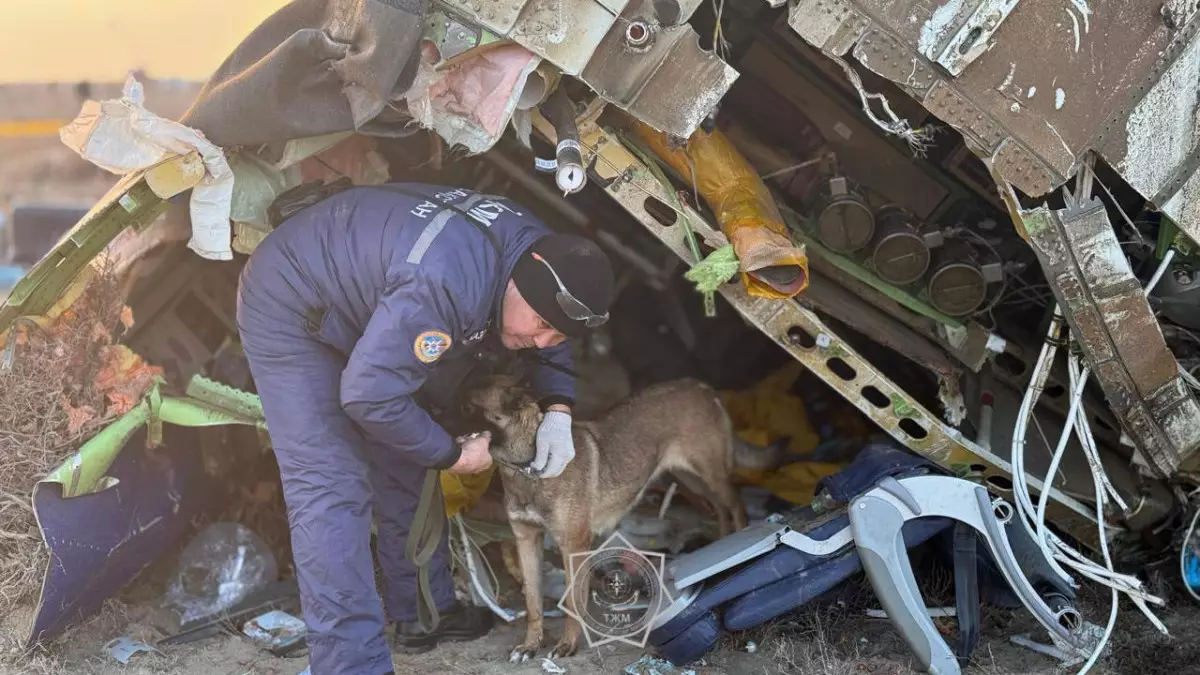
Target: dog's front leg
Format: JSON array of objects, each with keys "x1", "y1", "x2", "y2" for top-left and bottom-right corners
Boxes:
[
  {"x1": 509, "y1": 520, "x2": 545, "y2": 663},
  {"x1": 551, "y1": 522, "x2": 593, "y2": 659}
]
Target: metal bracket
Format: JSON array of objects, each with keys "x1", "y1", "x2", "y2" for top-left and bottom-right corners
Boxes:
[{"x1": 930, "y1": 0, "x2": 1022, "y2": 77}]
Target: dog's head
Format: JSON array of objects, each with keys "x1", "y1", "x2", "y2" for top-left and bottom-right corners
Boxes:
[{"x1": 460, "y1": 374, "x2": 542, "y2": 465}]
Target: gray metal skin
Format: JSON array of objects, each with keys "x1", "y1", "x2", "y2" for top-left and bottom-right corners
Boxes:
[
  {"x1": 657, "y1": 476, "x2": 1079, "y2": 675},
  {"x1": 779, "y1": 0, "x2": 1200, "y2": 481}
]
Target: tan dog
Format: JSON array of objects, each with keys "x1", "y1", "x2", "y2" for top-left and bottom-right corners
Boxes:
[{"x1": 462, "y1": 375, "x2": 749, "y2": 662}]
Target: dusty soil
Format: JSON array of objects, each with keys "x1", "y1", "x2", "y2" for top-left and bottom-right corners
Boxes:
[{"x1": 4, "y1": 555, "x2": 1199, "y2": 675}]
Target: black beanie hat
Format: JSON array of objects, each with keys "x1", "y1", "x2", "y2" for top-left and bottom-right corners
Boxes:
[{"x1": 511, "y1": 234, "x2": 615, "y2": 338}]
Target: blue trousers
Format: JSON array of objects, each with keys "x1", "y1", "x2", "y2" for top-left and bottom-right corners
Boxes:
[{"x1": 236, "y1": 294, "x2": 456, "y2": 675}]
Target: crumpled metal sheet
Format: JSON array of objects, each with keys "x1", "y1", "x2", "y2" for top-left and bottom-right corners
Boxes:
[
  {"x1": 1021, "y1": 197, "x2": 1200, "y2": 478},
  {"x1": 580, "y1": 5, "x2": 740, "y2": 138},
  {"x1": 104, "y1": 637, "x2": 162, "y2": 664},
  {"x1": 243, "y1": 610, "x2": 307, "y2": 653},
  {"x1": 439, "y1": 0, "x2": 737, "y2": 138},
  {"x1": 783, "y1": 0, "x2": 1200, "y2": 236}
]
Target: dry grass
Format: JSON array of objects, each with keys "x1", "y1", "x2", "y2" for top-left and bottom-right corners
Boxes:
[{"x1": 0, "y1": 260, "x2": 158, "y2": 618}]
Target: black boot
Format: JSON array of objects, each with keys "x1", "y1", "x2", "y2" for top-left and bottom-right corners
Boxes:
[{"x1": 393, "y1": 601, "x2": 495, "y2": 654}]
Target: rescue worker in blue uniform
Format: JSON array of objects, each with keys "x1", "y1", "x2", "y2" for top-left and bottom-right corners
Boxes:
[{"x1": 235, "y1": 183, "x2": 615, "y2": 675}]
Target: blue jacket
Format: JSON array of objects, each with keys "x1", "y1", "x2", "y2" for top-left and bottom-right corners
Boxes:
[{"x1": 239, "y1": 183, "x2": 575, "y2": 470}]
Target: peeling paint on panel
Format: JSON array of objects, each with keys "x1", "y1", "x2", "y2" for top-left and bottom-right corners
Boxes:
[
  {"x1": 788, "y1": 0, "x2": 868, "y2": 54},
  {"x1": 1120, "y1": 36, "x2": 1200, "y2": 202},
  {"x1": 1066, "y1": 8, "x2": 1081, "y2": 53},
  {"x1": 1076, "y1": 228, "x2": 1133, "y2": 289},
  {"x1": 1027, "y1": 86, "x2": 1036, "y2": 98},
  {"x1": 1046, "y1": 122, "x2": 1073, "y2": 160},
  {"x1": 1055, "y1": 88, "x2": 1066, "y2": 109},
  {"x1": 1068, "y1": 0, "x2": 1091, "y2": 33},
  {"x1": 919, "y1": 0, "x2": 965, "y2": 55},
  {"x1": 1001, "y1": 63, "x2": 1016, "y2": 90}
]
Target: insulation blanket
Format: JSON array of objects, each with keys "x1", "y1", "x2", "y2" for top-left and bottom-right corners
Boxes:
[
  {"x1": 177, "y1": 0, "x2": 429, "y2": 147},
  {"x1": 632, "y1": 121, "x2": 810, "y2": 299},
  {"x1": 405, "y1": 43, "x2": 542, "y2": 154},
  {"x1": 60, "y1": 76, "x2": 235, "y2": 261}
]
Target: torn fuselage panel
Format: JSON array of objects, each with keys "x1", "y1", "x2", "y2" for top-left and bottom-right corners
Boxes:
[
  {"x1": 1021, "y1": 198, "x2": 1200, "y2": 478},
  {"x1": 434, "y1": 0, "x2": 737, "y2": 138}
]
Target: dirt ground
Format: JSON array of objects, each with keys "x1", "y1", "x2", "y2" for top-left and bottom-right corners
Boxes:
[
  {"x1": 4, "y1": 567, "x2": 1200, "y2": 675},
  {"x1": 3, "y1": 521, "x2": 1200, "y2": 675}
]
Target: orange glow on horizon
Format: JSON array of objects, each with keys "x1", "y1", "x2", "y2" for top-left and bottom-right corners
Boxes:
[{"x1": 0, "y1": 0, "x2": 289, "y2": 83}]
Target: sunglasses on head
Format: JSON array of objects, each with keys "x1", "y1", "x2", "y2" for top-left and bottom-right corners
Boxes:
[{"x1": 531, "y1": 252, "x2": 609, "y2": 328}]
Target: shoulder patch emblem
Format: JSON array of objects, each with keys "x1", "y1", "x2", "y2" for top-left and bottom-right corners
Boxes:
[{"x1": 414, "y1": 330, "x2": 452, "y2": 363}]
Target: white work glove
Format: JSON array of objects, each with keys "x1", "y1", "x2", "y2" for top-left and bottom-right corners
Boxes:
[{"x1": 532, "y1": 410, "x2": 574, "y2": 478}]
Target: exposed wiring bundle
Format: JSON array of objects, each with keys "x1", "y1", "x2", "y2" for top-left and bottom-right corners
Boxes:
[{"x1": 1009, "y1": 249, "x2": 1182, "y2": 674}]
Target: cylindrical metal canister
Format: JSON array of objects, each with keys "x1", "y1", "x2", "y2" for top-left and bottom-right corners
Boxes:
[
  {"x1": 815, "y1": 177, "x2": 874, "y2": 254},
  {"x1": 927, "y1": 238, "x2": 988, "y2": 317},
  {"x1": 870, "y1": 205, "x2": 931, "y2": 285}
]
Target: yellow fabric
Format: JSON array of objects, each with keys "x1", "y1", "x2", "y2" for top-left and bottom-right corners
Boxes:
[
  {"x1": 720, "y1": 362, "x2": 841, "y2": 504},
  {"x1": 721, "y1": 362, "x2": 820, "y2": 455},
  {"x1": 440, "y1": 465, "x2": 495, "y2": 518},
  {"x1": 632, "y1": 120, "x2": 809, "y2": 300},
  {"x1": 737, "y1": 461, "x2": 844, "y2": 505}
]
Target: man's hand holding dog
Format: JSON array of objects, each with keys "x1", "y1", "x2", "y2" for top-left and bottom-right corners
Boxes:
[
  {"x1": 533, "y1": 404, "x2": 574, "y2": 478},
  {"x1": 449, "y1": 431, "x2": 494, "y2": 474}
]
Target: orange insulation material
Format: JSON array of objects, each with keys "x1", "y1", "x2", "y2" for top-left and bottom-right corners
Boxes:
[{"x1": 633, "y1": 121, "x2": 809, "y2": 299}]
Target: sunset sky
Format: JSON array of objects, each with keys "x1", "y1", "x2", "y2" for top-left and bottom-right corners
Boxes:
[{"x1": 0, "y1": 0, "x2": 290, "y2": 83}]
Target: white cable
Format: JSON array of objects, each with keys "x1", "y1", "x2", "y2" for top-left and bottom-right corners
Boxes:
[
  {"x1": 1144, "y1": 248, "x2": 1176, "y2": 297},
  {"x1": 1077, "y1": 437, "x2": 1119, "y2": 675},
  {"x1": 1034, "y1": 357, "x2": 1091, "y2": 558},
  {"x1": 1007, "y1": 299, "x2": 1172, "y2": 673},
  {"x1": 1070, "y1": 385, "x2": 1129, "y2": 513},
  {"x1": 823, "y1": 51, "x2": 934, "y2": 156},
  {"x1": 1016, "y1": 350, "x2": 1165, "y2": 608},
  {"x1": 1009, "y1": 308, "x2": 1076, "y2": 583}
]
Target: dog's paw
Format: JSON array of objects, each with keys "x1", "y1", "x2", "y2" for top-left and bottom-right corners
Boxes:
[
  {"x1": 508, "y1": 645, "x2": 539, "y2": 663},
  {"x1": 549, "y1": 638, "x2": 579, "y2": 659}
]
